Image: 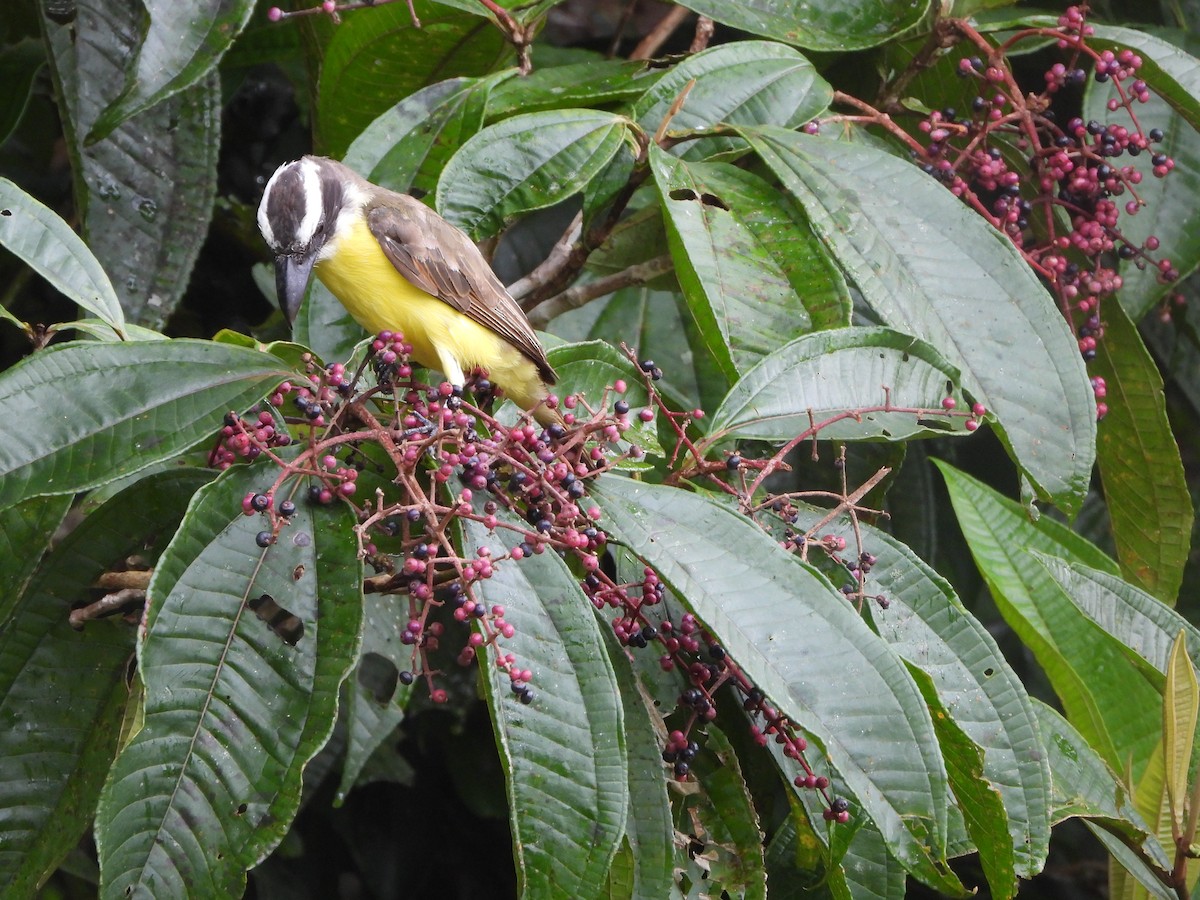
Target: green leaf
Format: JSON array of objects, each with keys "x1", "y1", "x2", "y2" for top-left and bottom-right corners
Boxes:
[
  {"x1": 0, "y1": 39, "x2": 46, "y2": 146},
  {"x1": 42, "y1": 4, "x2": 220, "y2": 330},
  {"x1": 345, "y1": 75, "x2": 501, "y2": 197},
  {"x1": 1035, "y1": 700, "x2": 1161, "y2": 847},
  {"x1": 909, "y1": 664, "x2": 1017, "y2": 899},
  {"x1": 437, "y1": 110, "x2": 638, "y2": 240},
  {"x1": 1082, "y1": 29, "x2": 1200, "y2": 318},
  {"x1": 0, "y1": 469, "x2": 210, "y2": 896},
  {"x1": 0, "y1": 177, "x2": 124, "y2": 333},
  {"x1": 316, "y1": 1, "x2": 510, "y2": 158},
  {"x1": 1090, "y1": 299, "x2": 1191, "y2": 604},
  {"x1": 672, "y1": 0, "x2": 929, "y2": 51},
  {"x1": 631, "y1": 41, "x2": 831, "y2": 160},
  {"x1": 335, "y1": 591, "x2": 413, "y2": 804},
  {"x1": 590, "y1": 475, "x2": 960, "y2": 893},
  {"x1": 1164, "y1": 632, "x2": 1198, "y2": 834},
  {"x1": 462, "y1": 516, "x2": 628, "y2": 900},
  {"x1": 1034, "y1": 554, "x2": 1200, "y2": 687},
  {"x1": 599, "y1": 626, "x2": 674, "y2": 900},
  {"x1": 783, "y1": 501, "x2": 1050, "y2": 879},
  {"x1": 547, "y1": 339, "x2": 651, "y2": 411},
  {"x1": 487, "y1": 58, "x2": 664, "y2": 120},
  {"x1": 87, "y1": 0, "x2": 256, "y2": 142},
  {"x1": 744, "y1": 127, "x2": 1096, "y2": 514},
  {"x1": 674, "y1": 725, "x2": 767, "y2": 900},
  {"x1": 0, "y1": 340, "x2": 290, "y2": 511},
  {"x1": 708, "y1": 327, "x2": 968, "y2": 442},
  {"x1": 0, "y1": 495, "x2": 71, "y2": 623},
  {"x1": 96, "y1": 462, "x2": 363, "y2": 897},
  {"x1": 935, "y1": 461, "x2": 1162, "y2": 780},
  {"x1": 649, "y1": 150, "x2": 849, "y2": 374}
]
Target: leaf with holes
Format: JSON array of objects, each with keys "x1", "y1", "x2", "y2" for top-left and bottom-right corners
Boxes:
[
  {"x1": 95, "y1": 461, "x2": 362, "y2": 897},
  {"x1": 650, "y1": 147, "x2": 849, "y2": 376}
]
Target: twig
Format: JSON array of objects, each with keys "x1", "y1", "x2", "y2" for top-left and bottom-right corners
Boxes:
[
  {"x1": 527, "y1": 254, "x2": 674, "y2": 328},
  {"x1": 94, "y1": 570, "x2": 152, "y2": 591},
  {"x1": 689, "y1": 16, "x2": 714, "y2": 53},
  {"x1": 631, "y1": 5, "x2": 692, "y2": 60},
  {"x1": 70, "y1": 589, "x2": 146, "y2": 629},
  {"x1": 509, "y1": 213, "x2": 583, "y2": 303}
]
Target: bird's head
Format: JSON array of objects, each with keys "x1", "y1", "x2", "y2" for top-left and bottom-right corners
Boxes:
[{"x1": 257, "y1": 156, "x2": 365, "y2": 324}]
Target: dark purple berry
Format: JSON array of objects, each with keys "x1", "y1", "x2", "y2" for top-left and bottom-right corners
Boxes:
[
  {"x1": 614, "y1": 400, "x2": 630, "y2": 415},
  {"x1": 255, "y1": 531, "x2": 274, "y2": 548},
  {"x1": 250, "y1": 493, "x2": 270, "y2": 512},
  {"x1": 279, "y1": 500, "x2": 296, "y2": 517}
]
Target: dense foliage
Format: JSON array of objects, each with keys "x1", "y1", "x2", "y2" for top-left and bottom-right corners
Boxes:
[{"x1": 3, "y1": 0, "x2": 1200, "y2": 898}]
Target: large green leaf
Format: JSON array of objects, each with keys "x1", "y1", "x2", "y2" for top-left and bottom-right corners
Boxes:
[
  {"x1": 672, "y1": 0, "x2": 928, "y2": 52},
  {"x1": 462, "y1": 516, "x2": 627, "y2": 900},
  {"x1": 42, "y1": 0, "x2": 220, "y2": 329},
  {"x1": 744, "y1": 127, "x2": 1096, "y2": 514},
  {"x1": 1033, "y1": 700, "x2": 1171, "y2": 885},
  {"x1": 599, "y1": 627, "x2": 674, "y2": 900},
  {"x1": 344, "y1": 75, "x2": 501, "y2": 197},
  {"x1": 87, "y1": 0, "x2": 256, "y2": 142},
  {"x1": 935, "y1": 461, "x2": 1162, "y2": 780},
  {"x1": 0, "y1": 177, "x2": 124, "y2": 333},
  {"x1": 316, "y1": 1, "x2": 510, "y2": 157},
  {"x1": 784, "y1": 501, "x2": 1050, "y2": 879},
  {"x1": 0, "y1": 340, "x2": 290, "y2": 511},
  {"x1": 1090, "y1": 300, "x2": 1191, "y2": 604},
  {"x1": 486, "y1": 58, "x2": 664, "y2": 120},
  {"x1": 437, "y1": 110, "x2": 638, "y2": 240},
  {"x1": 334, "y1": 591, "x2": 412, "y2": 805},
  {"x1": 649, "y1": 149, "x2": 849, "y2": 375},
  {"x1": 0, "y1": 495, "x2": 71, "y2": 624},
  {"x1": 0, "y1": 469, "x2": 211, "y2": 895},
  {"x1": 631, "y1": 41, "x2": 831, "y2": 160},
  {"x1": 1082, "y1": 29, "x2": 1200, "y2": 318},
  {"x1": 589, "y1": 475, "x2": 960, "y2": 893},
  {"x1": 96, "y1": 462, "x2": 362, "y2": 897},
  {"x1": 1036, "y1": 555, "x2": 1200, "y2": 684},
  {"x1": 708, "y1": 327, "x2": 968, "y2": 441}
]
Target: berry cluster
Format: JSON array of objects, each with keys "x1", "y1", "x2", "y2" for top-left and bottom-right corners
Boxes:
[
  {"x1": 933, "y1": 5, "x2": 1175, "y2": 417},
  {"x1": 810, "y1": 5, "x2": 1179, "y2": 420},
  {"x1": 215, "y1": 335, "x2": 909, "y2": 823}
]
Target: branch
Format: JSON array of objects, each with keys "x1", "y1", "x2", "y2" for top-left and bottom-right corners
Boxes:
[
  {"x1": 527, "y1": 254, "x2": 674, "y2": 328},
  {"x1": 630, "y1": 5, "x2": 693, "y2": 60},
  {"x1": 509, "y1": 213, "x2": 583, "y2": 305}
]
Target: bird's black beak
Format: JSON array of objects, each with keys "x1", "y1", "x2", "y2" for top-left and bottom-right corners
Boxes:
[{"x1": 274, "y1": 251, "x2": 317, "y2": 325}]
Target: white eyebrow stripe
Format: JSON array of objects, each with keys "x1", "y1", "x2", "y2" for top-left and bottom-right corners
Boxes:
[
  {"x1": 256, "y1": 163, "x2": 289, "y2": 248},
  {"x1": 295, "y1": 158, "x2": 324, "y2": 248}
]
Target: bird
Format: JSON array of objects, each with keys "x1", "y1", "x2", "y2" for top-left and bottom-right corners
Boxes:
[{"x1": 257, "y1": 155, "x2": 562, "y2": 425}]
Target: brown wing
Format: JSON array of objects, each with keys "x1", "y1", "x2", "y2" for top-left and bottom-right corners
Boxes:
[{"x1": 366, "y1": 199, "x2": 556, "y2": 385}]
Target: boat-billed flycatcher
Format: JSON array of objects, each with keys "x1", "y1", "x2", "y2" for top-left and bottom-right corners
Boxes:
[{"x1": 257, "y1": 155, "x2": 562, "y2": 424}]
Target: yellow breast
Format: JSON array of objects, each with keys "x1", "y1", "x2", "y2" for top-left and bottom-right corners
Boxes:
[{"x1": 313, "y1": 215, "x2": 547, "y2": 410}]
